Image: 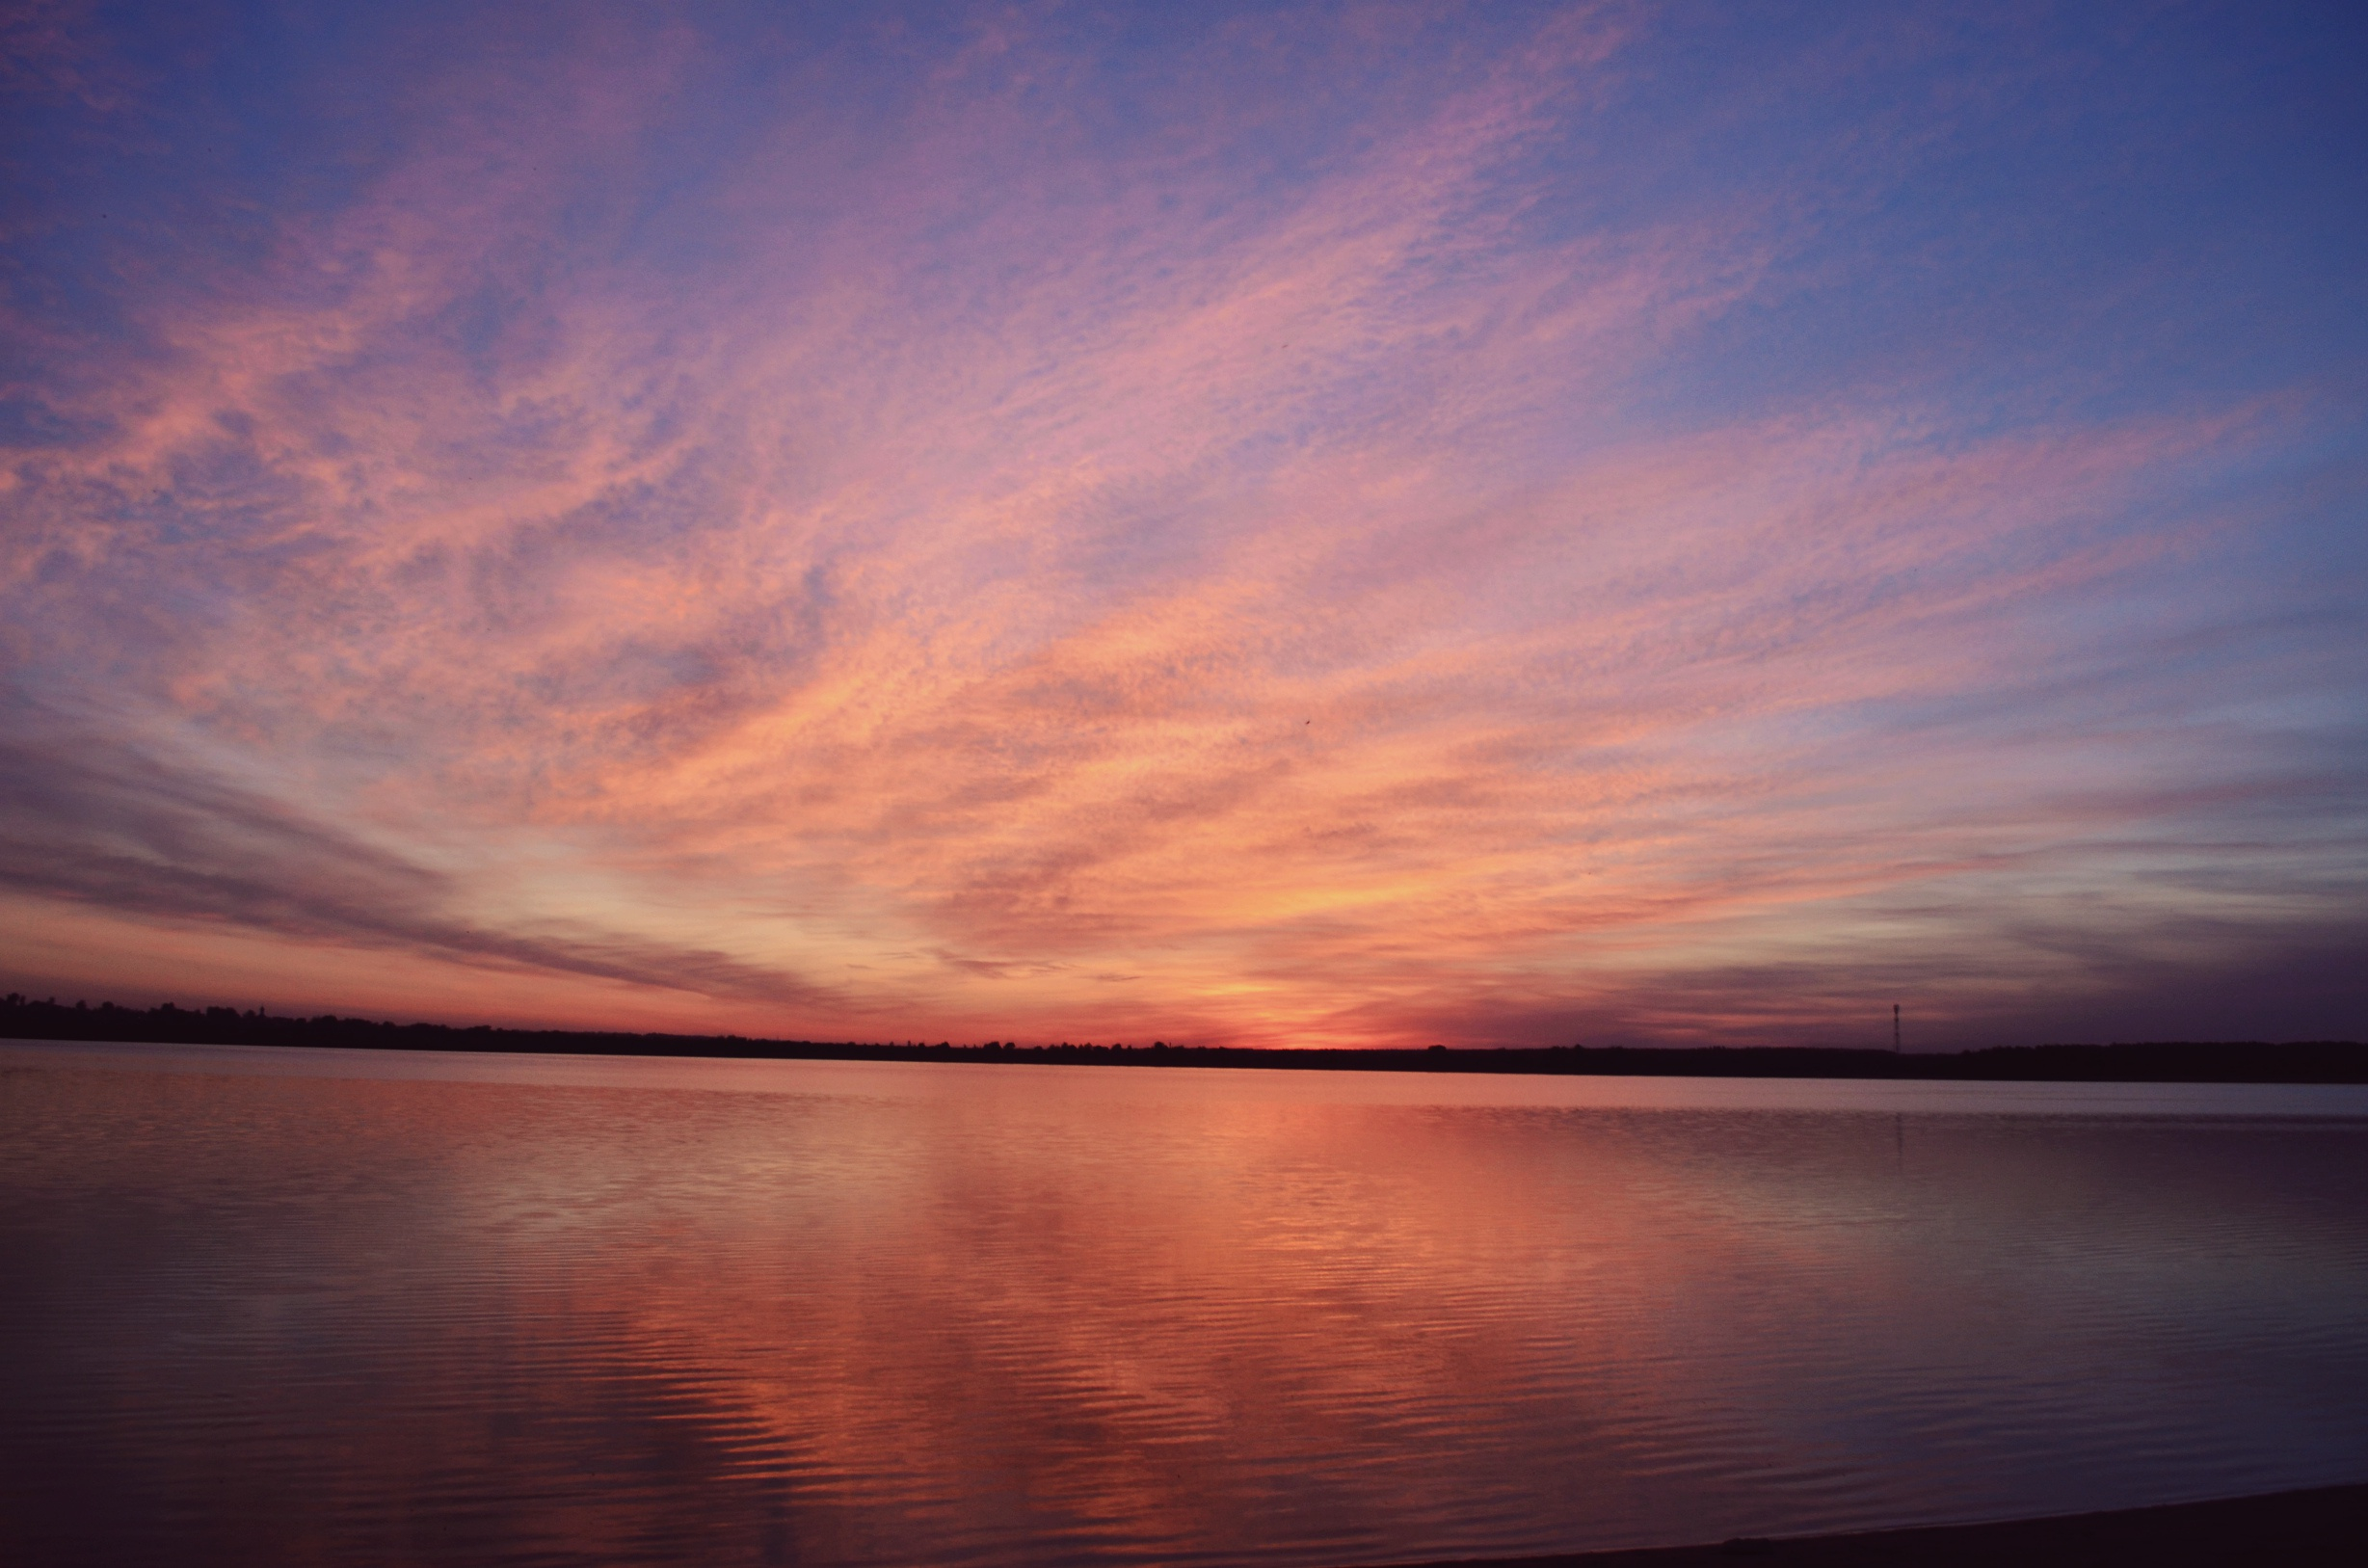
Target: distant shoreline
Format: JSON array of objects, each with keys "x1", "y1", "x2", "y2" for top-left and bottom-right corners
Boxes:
[
  {"x1": 1351, "y1": 1481, "x2": 2368, "y2": 1566},
  {"x1": 6, "y1": 994, "x2": 2363, "y2": 1083}
]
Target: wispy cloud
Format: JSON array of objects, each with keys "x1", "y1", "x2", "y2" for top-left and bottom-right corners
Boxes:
[
  {"x1": 4, "y1": 2, "x2": 2361, "y2": 1044},
  {"x1": 0, "y1": 704, "x2": 835, "y2": 1008}
]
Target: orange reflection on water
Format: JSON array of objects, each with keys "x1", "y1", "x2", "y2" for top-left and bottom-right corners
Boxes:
[{"x1": 5, "y1": 1049, "x2": 2367, "y2": 1566}]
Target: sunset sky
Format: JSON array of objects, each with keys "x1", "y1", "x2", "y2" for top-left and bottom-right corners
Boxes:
[{"x1": 4, "y1": 1, "x2": 2362, "y2": 1050}]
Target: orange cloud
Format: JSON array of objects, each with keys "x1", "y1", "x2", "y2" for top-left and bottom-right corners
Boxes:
[{"x1": 5, "y1": 3, "x2": 2360, "y2": 1047}]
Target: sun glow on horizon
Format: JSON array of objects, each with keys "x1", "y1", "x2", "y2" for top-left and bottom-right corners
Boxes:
[{"x1": 3, "y1": 2, "x2": 2362, "y2": 1049}]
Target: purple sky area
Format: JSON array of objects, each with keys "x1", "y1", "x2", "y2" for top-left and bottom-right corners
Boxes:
[{"x1": 3, "y1": 2, "x2": 2363, "y2": 1049}]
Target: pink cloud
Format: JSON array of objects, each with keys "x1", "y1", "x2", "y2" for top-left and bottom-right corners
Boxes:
[{"x1": 5, "y1": 4, "x2": 2358, "y2": 1048}]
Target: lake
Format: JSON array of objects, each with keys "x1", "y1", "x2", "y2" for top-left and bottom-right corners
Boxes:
[{"x1": 4, "y1": 1041, "x2": 2365, "y2": 1566}]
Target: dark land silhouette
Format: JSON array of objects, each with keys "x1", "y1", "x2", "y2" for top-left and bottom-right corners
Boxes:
[
  {"x1": 6, "y1": 994, "x2": 2363, "y2": 1082},
  {"x1": 1359, "y1": 1482, "x2": 2368, "y2": 1566}
]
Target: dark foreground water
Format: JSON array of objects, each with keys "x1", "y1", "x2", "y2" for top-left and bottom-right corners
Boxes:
[{"x1": 4, "y1": 1043, "x2": 2365, "y2": 1567}]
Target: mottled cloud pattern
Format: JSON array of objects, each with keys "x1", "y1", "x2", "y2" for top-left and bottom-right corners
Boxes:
[{"x1": 5, "y1": 2, "x2": 2363, "y2": 1047}]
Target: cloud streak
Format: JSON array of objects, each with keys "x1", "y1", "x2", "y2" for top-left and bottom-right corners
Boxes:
[
  {"x1": 4, "y1": 2, "x2": 2363, "y2": 1045},
  {"x1": 0, "y1": 704, "x2": 837, "y2": 1009}
]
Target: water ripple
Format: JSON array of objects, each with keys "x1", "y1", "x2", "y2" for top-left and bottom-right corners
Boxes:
[{"x1": 4, "y1": 1045, "x2": 2366, "y2": 1566}]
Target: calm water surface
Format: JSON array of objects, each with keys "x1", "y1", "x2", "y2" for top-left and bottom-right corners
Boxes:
[{"x1": 5, "y1": 1042, "x2": 2366, "y2": 1566}]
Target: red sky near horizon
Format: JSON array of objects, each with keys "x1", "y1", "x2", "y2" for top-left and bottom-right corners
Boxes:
[{"x1": 3, "y1": 1, "x2": 2363, "y2": 1049}]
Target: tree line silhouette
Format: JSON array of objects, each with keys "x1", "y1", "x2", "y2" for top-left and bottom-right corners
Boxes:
[{"x1": 4, "y1": 994, "x2": 2362, "y2": 1082}]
